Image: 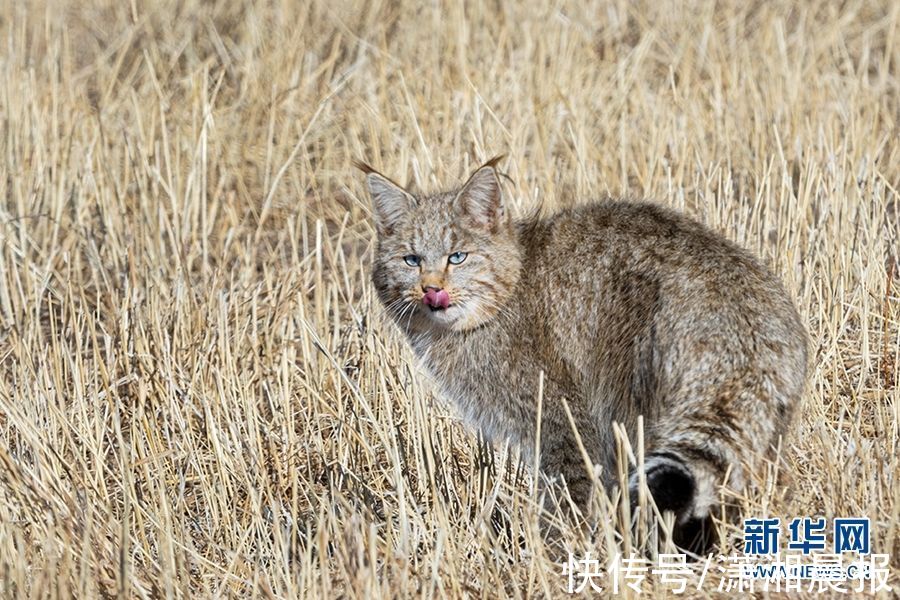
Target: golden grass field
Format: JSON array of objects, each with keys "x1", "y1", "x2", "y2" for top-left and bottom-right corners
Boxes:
[{"x1": 0, "y1": 0, "x2": 898, "y2": 597}]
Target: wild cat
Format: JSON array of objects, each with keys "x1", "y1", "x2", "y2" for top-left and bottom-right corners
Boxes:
[{"x1": 361, "y1": 157, "x2": 809, "y2": 548}]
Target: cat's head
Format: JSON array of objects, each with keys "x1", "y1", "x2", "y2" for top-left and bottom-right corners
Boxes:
[{"x1": 363, "y1": 159, "x2": 522, "y2": 332}]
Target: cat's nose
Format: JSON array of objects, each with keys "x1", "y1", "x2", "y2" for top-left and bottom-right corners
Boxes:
[{"x1": 422, "y1": 286, "x2": 450, "y2": 310}]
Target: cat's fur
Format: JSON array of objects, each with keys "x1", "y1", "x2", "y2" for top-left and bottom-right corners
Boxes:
[{"x1": 363, "y1": 158, "x2": 809, "y2": 546}]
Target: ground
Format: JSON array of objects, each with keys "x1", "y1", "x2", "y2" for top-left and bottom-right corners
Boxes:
[{"x1": 0, "y1": 0, "x2": 897, "y2": 598}]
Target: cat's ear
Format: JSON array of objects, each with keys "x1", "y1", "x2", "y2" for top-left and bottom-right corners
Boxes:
[
  {"x1": 356, "y1": 161, "x2": 416, "y2": 235},
  {"x1": 456, "y1": 158, "x2": 506, "y2": 231}
]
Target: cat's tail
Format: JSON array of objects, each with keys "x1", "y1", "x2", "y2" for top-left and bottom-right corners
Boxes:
[
  {"x1": 627, "y1": 381, "x2": 798, "y2": 552},
  {"x1": 627, "y1": 440, "x2": 733, "y2": 554},
  {"x1": 628, "y1": 450, "x2": 705, "y2": 520}
]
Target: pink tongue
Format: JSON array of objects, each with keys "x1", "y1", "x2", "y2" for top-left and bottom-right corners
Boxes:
[{"x1": 424, "y1": 289, "x2": 450, "y2": 309}]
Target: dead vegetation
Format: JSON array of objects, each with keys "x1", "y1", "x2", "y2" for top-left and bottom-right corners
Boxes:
[{"x1": 0, "y1": 0, "x2": 897, "y2": 597}]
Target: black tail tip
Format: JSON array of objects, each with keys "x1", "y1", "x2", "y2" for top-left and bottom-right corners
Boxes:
[
  {"x1": 674, "y1": 515, "x2": 717, "y2": 557},
  {"x1": 644, "y1": 456, "x2": 696, "y2": 517},
  {"x1": 634, "y1": 454, "x2": 718, "y2": 556}
]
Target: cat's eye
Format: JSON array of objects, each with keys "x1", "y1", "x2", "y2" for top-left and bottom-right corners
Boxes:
[
  {"x1": 403, "y1": 254, "x2": 421, "y2": 267},
  {"x1": 448, "y1": 251, "x2": 468, "y2": 265}
]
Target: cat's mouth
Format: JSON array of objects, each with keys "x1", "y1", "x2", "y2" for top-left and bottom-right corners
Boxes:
[
  {"x1": 418, "y1": 290, "x2": 471, "y2": 327},
  {"x1": 422, "y1": 300, "x2": 458, "y2": 323},
  {"x1": 425, "y1": 301, "x2": 454, "y2": 315},
  {"x1": 422, "y1": 288, "x2": 451, "y2": 312}
]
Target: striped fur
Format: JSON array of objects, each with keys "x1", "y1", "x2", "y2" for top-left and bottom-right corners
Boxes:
[{"x1": 365, "y1": 160, "x2": 809, "y2": 545}]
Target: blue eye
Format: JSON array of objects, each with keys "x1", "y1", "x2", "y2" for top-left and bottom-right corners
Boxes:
[
  {"x1": 448, "y1": 251, "x2": 468, "y2": 265},
  {"x1": 403, "y1": 254, "x2": 421, "y2": 267}
]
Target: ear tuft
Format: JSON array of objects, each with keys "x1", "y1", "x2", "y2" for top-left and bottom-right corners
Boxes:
[
  {"x1": 352, "y1": 159, "x2": 377, "y2": 175},
  {"x1": 480, "y1": 154, "x2": 506, "y2": 170},
  {"x1": 456, "y1": 160, "x2": 505, "y2": 231}
]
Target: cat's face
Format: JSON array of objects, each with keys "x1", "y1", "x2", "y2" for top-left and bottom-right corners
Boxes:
[{"x1": 366, "y1": 162, "x2": 521, "y2": 332}]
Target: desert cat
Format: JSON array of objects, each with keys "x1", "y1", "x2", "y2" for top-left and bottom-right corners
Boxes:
[{"x1": 362, "y1": 157, "x2": 809, "y2": 547}]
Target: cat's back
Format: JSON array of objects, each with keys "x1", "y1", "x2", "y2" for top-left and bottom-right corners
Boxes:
[
  {"x1": 521, "y1": 200, "x2": 750, "y2": 270},
  {"x1": 515, "y1": 200, "x2": 807, "y2": 377},
  {"x1": 519, "y1": 200, "x2": 783, "y2": 303}
]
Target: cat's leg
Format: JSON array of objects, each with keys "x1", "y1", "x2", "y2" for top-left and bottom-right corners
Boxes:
[
  {"x1": 537, "y1": 408, "x2": 607, "y2": 515},
  {"x1": 533, "y1": 423, "x2": 597, "y2": 550}
]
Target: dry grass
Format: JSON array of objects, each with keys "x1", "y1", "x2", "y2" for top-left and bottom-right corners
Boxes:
[{"x1": 0, "y1": 0, "x2": 898, "y2": 597}]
